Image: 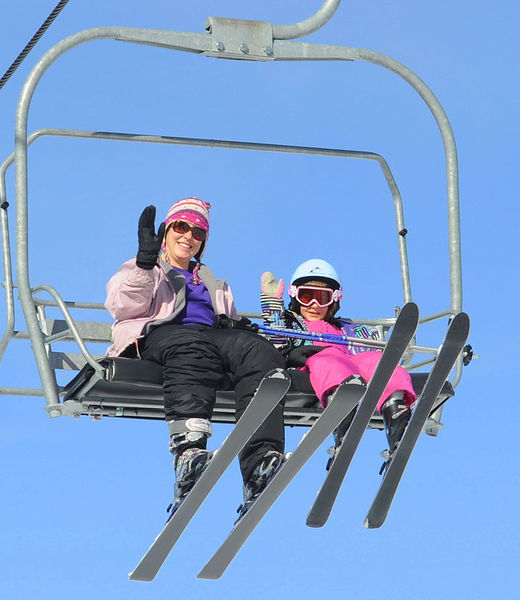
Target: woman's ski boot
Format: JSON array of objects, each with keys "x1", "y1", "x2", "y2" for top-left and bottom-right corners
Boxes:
[
  {"x1": 235, "y1": 451, "x2": 286, "y2": 522},
  {"x1": 166, "y1": 418, "x2": 212, "y2": 521},
  {"x1": 166, "y1": 448, "x2": 211, "y2": 520}
]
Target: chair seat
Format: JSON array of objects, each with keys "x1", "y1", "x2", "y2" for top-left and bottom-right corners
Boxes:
[{"x1": 62, "y1": 357, "x2": 454, "y2": 428}]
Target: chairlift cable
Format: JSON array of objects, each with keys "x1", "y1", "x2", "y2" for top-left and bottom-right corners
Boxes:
[{"x1": 0, "y1": 0, "x2": 70, "y2": 91}]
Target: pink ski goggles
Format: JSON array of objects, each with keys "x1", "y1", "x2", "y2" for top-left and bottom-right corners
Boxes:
[{"x1": 291, "y1": 285, "x2": 342, "y2": 307}]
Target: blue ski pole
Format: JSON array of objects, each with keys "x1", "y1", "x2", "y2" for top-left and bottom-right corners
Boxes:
[{"x1": 257, "y1": 325, "x2": 384, "y2": 350}]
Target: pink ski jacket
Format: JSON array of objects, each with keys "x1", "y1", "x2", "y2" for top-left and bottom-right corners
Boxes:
[{"x1": 105, "y1": 258, "x2": 238, "y2": 356}]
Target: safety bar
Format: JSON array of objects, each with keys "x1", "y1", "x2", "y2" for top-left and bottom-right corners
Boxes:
[{"x1": 0, "y1": 127, "x2": 413, "y2": 365}]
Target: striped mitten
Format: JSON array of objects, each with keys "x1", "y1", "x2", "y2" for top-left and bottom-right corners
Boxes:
[{"x1": 260, "y1": 272, "x2": 286, "y2": 345}]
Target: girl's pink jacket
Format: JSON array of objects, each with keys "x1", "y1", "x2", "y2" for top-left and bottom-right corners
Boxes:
[{"x1": 105, "y1": 258, "x2": 238, "y2": 357}]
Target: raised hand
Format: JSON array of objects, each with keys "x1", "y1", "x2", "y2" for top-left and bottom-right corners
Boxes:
[
  {"x1": 136, "y1": 205, "x2": 166, "y2": 269},
  {"x1": 260, "y1": 272, "x2": 286, "y2": 337},
  {"x1": 261, "y1": 272, "x2": 284, "y2": 298}
]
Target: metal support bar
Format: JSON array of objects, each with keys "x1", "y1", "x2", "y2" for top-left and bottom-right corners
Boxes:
[
  {"x1": 30, "y1": 285, "x2": 105, "y2": 376},
  {"x1": 272, "y1": 0, "x2": 341, "y2": 40},
  {"x1": 0, "y1": 387, "x2": 45, "y2": 397},
  {"x1": 0, "y1": 181, "x2": 15, "y2": 362},
  {"x1": 3, "y1": 126, "x2": 412, "y2": 317},
  {"x1": 406, "y1": 357, "x2": 436, "y2": 371}
]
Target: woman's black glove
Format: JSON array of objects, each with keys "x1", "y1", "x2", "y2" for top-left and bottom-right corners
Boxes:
[
  {"x1": 285, "y1": 345, "x2": 324, "y2": 368},
  {"x1": 136, "y1": 205, "x2": 166, "y2": 270},
  {"x1": 216, "y1": 314, "x2": 259, "y2": 332}
]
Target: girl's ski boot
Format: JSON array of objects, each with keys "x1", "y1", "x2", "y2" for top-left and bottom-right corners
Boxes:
[{"x1": 381, "y1": 392, "x2": 411, "y2": 453}]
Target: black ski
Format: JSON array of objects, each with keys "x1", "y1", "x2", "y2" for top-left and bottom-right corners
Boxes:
[
  {"x1": 306, "y1": 302, "x2": 419, "y2": 528},
  {"x1": 129, "y1": 368, "x2": 291, "y2": 581},
  {"x1": 197, "y1": 378, "x2": 366, "y2": 580},
  {"x1": 364, "y1": 312, "x2": 470, "y2": 529}
]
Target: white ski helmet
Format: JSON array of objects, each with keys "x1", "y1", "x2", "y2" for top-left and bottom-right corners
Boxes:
[{"x1": 289, "y1": 259, "x2": 343, "y2": 300}]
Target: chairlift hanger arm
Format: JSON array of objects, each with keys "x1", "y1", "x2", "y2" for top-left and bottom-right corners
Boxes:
[
  {"x1": 118, "y1": 0, "x2": 341, "y2": 48},
  {"x1": 272, "y1": 0, "x2": 340, "y2": 40}
]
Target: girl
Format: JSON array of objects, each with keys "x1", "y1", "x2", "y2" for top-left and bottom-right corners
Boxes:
[{"x1": 261, "y1": 258, "x2": 417, "y2": 455}]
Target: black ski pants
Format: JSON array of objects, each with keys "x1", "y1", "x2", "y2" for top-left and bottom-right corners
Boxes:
[{"x1": 140, "y1": 323, "x2": 285, "y2": 481}]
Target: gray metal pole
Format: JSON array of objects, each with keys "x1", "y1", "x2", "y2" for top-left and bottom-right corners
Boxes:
[
  {"x1": 14, "y1": 28, "x2": 129, "y2": 413},
  {"x1": 1, "y1": 129, "x2": 50, "y2": 363},
  {"x1": 9, "y1": 127, "x2": 412, "y2": 303},
  {"x1": 272, "y1": 0, "x2": 341, "y2": 40},
  {"x1": 0, "y1": 189, "x2": 15, "y2": 362},
  {"x1": 355, "y1": 48, "x2": 462, "y2": 314}
]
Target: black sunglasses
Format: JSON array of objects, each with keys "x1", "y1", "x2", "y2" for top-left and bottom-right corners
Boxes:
[{"x1": 170, "y1": 220, "x2": 207, "y2": 242}]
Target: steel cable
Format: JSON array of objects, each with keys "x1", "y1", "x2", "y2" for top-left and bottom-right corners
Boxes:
[{"x1": 0, "y1": 0, "x2": 70, "y2": 91}]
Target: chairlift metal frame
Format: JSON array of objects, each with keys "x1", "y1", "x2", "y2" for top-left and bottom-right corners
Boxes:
[{"x1": 0, "y1": 0, "x2": 465, "y2": 435}]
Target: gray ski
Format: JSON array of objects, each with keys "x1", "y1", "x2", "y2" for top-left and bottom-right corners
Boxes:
[
  {"x1": 364, "y1": 312, "x2": 470, "y2": 529},
  {"x1": 129, "y1": 368, "x2": 291, "y2": 581},
  {"x1": 197, "y1": 378, "x2": 366, "y2": 580},
  {"x1": 306, "y1": 302, "x2": 419, "y2": 528}
]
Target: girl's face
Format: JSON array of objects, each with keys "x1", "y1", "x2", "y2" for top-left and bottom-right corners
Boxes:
[
  {"x1": 164, "y1": 220, "x2": 203, "y2": 269},
  {"x1": 297, "y1": 280, "x2": 330, "y2": 321},
  {"x1": 300, "y1": 302, "x2": 329, "y2": 321}
]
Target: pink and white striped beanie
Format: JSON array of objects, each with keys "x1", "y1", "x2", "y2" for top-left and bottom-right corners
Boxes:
[{"x1": 164, "y1": 197, "x2": 211, "y2": 238}]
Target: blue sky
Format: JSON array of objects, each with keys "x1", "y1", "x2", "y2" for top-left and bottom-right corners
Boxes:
[{"x1": 0, "y1": 1, "x2": 518, "y2": 599}]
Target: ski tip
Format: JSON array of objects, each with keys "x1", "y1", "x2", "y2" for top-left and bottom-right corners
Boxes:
[
  {"x1": 398, "y1": 302, "x2": 419, "y2": 325},
  {"x1": 363, "y1": 516, "x2": 383, "y2": 529},
  {"x1": 403, "y1": 301, "x2": 419, "y2": 314},
  {"x1": 197, "y1": 573, "x2": 218, "y2": 580},
  {"x1": 306, "y1": 501, "x2": 328, "y2": 528},
  {"x1": 456, "y1": 311, "x2": 470, "y2": 327},
  {"x1": 197, "y1": 566, "x2": 222, "y2": 580},
  {"x1": 128, "y1": 570, "x2": 154, "y2": 582},
  {"x1": 305, "y1": 517, "x2": 325, "y2": 528}
]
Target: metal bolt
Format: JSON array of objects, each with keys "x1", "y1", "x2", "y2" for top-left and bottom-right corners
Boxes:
[
  {"x1": 264, "y1": 45, "x2": 273, "y2": 57},
  {"x1": 216, "y1": 41, "x2": 225, "y2": 52},
  {"x1": 240, "y1": 43, "x2": 249, "y2": 54}
]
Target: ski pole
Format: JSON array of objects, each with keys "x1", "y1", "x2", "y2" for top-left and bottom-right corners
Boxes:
[{"x1": 257, "y1": 325, "x2": 385, "y2": 350}]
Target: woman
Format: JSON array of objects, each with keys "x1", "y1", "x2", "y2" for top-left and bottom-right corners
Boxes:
[{"x1": 105, "y1": 198, "x2": 286, "y2": 518}]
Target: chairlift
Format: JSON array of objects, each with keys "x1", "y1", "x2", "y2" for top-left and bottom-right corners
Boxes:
[{"x1": 0, "y1": 1, "x2": 471, "y2": 439}]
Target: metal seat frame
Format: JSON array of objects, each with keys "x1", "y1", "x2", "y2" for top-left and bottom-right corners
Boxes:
[{"x1": 0, "y1": 1, "x2": 464, "y2": 437}]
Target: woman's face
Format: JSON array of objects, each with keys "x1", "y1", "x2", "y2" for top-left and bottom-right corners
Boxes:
[
  {"x1": 297, "y1": 280, "x2": 330, "y2": 321},
  {"x1": 164, "y1": 220, "x2": 203, "y2": 269}
]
